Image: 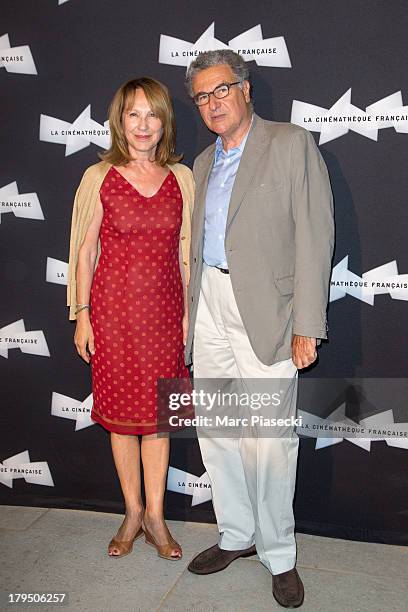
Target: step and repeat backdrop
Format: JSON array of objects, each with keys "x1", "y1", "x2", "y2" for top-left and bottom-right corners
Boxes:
[{"x1": 1, "y1": 0, "x2": 408, "y2": 544}]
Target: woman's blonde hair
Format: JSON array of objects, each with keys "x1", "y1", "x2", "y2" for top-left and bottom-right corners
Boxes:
[{"x1": 100, "y1": 77, "x2": 182, "y2": 166}]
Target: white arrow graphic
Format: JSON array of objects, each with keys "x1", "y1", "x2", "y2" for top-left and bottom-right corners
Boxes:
[
  {"x1": 0, "y1": 451, "x2": 54, "y2": 488},
  {"x1": 159, "y1": 22, "x2": 228, "y2": 67},
  {"x1": 0, "y1": 33, "x2": 37, "y2": 75},
  {"x1": 39, "y1": 105, "x2": 110, "y2": 156},
  {"x1": 159, "y1": 22, "x2": 291, "y2": 68},
  {"x1": 167, "y1": 467, "x2": 212, "y2": 506},
  {"x1": 291, "y1": 89, "x2": 408, "y2": 143},
  {"x1": 228, "y1": 24, "x2": 291, "y2": 67},
  {"x1": 0, "y1": 319, "x2": 50, "y2": 358},
  {"x1": 46, "y1": 257, "x2": 68, "y2": 285},
  {"x1": 0, "y1": 182, "x2": 44, "y2": 223},
  {"x1": 330, "y1": 256, "x2": 408, "y2": 304},
  {"x1": 297, "y1": 405, "x2": 408, "y2": 452},
  {"x1": 51, "y1": 392, "x2": 94, "y2": 431}
]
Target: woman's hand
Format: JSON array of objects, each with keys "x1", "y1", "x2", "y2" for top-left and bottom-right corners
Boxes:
[
  {"x1": 182, "y1": 311, "x2": 189, "y2": 346},
  {"x1": 74, "y1": 314, "x2": 95, "y2": 363}
]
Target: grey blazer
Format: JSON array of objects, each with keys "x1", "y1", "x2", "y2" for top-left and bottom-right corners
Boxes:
[{"x1": 185, "y1": 113, "x2": 335, "y2": 366}]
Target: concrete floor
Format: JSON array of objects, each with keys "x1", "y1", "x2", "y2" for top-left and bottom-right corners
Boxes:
[{"x1": 0, "y1": 505, "x2": 407, "y2": 612}]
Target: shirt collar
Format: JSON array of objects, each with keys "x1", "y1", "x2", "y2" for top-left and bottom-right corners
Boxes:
[{"x1": 214, "y1": 114, "x2": 253, "y2": 161}]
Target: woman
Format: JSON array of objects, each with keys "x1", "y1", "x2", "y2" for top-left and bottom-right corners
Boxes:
[{"x1": 67, "y1": 77, "x2": 194, "y2": 560}]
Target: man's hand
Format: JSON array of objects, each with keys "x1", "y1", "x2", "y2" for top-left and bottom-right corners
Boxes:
[{"x1": 291, "y1": 335, "x2": 317, "y2": 369}]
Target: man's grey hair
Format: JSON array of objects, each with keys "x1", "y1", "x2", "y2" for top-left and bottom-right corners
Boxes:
[{"x1": 185, "y1": 49, "x2": 250, "y2": 97}]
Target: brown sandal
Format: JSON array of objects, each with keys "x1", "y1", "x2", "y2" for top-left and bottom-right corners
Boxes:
[
  {"x1": 143, "y1": 525, "x2": 182, "y2": 561},
  {"x1": 108, "y1": 526, "x2": 144, "y2": 559}
]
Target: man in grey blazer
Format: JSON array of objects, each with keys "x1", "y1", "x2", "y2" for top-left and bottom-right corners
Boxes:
[{"x1": 184, "y1": 50, "x2": 334, "y2": 608}]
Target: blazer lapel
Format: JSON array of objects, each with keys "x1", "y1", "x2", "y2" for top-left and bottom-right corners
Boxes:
[
  {"x1": 191, "y1": 145, "x2": 215, "y2": 257},
  {"x1": 226, "y1": 114, "x2": 268, "y2": 232}
]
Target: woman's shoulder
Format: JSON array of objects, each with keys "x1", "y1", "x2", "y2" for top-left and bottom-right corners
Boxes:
[
  {"x1": 170, "y1": 162, "x2": 193, "y2": 179},
  {"x1": 81, "y1": 160, "x2": 112, "y2": 183},
  {"x1": 170, "y1": 163, "x2": 194, "y2": 192}
]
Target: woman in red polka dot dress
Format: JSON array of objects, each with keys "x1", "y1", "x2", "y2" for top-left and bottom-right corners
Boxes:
[{"x1": 68, "y1": 78, "x2": 194, "y2": 560}]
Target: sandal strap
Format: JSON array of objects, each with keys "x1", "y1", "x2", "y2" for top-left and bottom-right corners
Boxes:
[
  {"x1": 108, "y1": 527, "x2": 143, "y2": 556},
  {"x1": 144, "y1": 526, "x2": 182, "y2": 558}
]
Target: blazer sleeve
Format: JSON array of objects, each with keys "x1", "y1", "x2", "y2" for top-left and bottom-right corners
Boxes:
[{"x1": 290, "y1": 129, "x2": 335, "y2": 339}]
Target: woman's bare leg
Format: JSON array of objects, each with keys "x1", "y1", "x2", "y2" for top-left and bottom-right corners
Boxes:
[
  {"x1": 142, "y1": 433, "x2": 181, "y2": 557},
  {"x1": 109, "y1": 432, "x2": 144, "y2": 555}
]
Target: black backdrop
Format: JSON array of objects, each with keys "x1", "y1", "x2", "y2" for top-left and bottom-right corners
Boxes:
[{"x1": 1, "y1": 0, "x2": 408, "y2": 545}]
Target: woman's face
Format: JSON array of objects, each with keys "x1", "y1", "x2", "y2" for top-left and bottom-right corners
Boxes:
[{"x1": 122, "y1": 88, "x2": 163, "y2": 160}]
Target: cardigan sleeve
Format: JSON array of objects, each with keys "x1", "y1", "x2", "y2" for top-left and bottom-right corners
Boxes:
[
  {"x1": 67, "y1": 174, "x2": 87, "y2": 320},
  {"x1": 67, "y1": 163, "x2": 108, "y2": 320},
  {"x1": 174, "y1": 164, "x2": 194, "y2": 290}
]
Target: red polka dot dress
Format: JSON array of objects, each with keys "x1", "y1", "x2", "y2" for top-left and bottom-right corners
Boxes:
[{"x1": 89, "y1": 166, "x2": 190, "y2": 435}]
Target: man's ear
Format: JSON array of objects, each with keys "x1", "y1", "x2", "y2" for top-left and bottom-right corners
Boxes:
[{"x1": 242, "y1": 80, "x2": 251, "y2": 103}]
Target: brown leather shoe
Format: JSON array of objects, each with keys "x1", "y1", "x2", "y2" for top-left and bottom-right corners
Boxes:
[
  {"x1": 108, "y1": 527, "x2": 144, "y2": 559},
  {"x1": 272, "y1": 567, "x2": 304, "y2": 608},
  {"x1": 188, "y1": 543, "x2": 257, "y2": 575}
]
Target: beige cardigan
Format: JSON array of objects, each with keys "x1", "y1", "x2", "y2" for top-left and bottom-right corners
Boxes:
[{"x1": 67, "y1": 160, "x2": 194, "y2": 320}]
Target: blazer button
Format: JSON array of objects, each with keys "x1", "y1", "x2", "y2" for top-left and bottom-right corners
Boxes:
[{"x1": 194, "y1": 257, "x2": 197, "y2": 263}]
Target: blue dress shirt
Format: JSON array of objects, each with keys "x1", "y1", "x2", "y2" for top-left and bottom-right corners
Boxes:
[{"x1": 203, "y1": 121, "x2": 252, "y2": 268}]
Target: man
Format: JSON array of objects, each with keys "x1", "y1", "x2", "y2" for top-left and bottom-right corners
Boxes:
[{"x1": 184, "y1": 50, "x2": 334, "y2": 608}]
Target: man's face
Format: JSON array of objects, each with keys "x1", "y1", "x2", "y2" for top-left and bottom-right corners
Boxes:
[{"x1": 192, "y1": 64, "x2": 251, "y2": 138}]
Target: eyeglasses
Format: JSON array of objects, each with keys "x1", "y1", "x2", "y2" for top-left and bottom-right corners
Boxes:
[{"x1": 193, "y1": 81, "x2": 242, "y2": 106}]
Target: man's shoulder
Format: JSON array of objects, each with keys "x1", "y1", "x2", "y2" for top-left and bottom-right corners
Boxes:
[
  {"x1": 256, "y1": 116, "x2": 310, "y2": 142},
  {"x1": 194, "y1": 142, "x2": 216, "y2": 169}
]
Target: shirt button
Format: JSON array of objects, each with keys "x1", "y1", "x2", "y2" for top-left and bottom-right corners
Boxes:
[
  {"x1": 218, "y1": 208, "x2": 222, "y2": 212},
  {"x1": 220, "y1": 183, "x2": 225, "y2": 187}
]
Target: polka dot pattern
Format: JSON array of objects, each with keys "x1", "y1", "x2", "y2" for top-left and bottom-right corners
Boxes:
[{"x1": 89, "y1": 167, "x2": 189, "y2": 435}]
